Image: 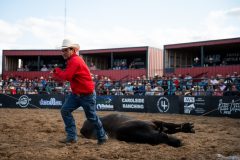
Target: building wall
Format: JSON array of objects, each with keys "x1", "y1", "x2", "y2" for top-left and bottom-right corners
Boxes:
[
  {"x1": 147, "y1": 47, "x2": 163, "y2": 78},
  {"x1": 175, "y1": 65, "x2": 240, "y2": 77}
]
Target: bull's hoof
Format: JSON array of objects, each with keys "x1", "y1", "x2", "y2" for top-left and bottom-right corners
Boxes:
[{"x1": 181, "y1": 123, "x2": 195, "y2": 133}]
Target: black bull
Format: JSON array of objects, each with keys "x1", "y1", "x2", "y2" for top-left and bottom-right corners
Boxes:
[{"x1": 80, "y1": 113, "x2": 195, "y2": 147}]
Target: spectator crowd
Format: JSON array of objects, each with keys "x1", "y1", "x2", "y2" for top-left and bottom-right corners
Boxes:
[{"x1": 0, "y1": 72, "x2": 239, "y2": 96}]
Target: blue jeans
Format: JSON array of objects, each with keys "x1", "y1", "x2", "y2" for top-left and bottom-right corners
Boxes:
[{"x1": 60, "y1": 91, "x2": 106, "y2": 141}]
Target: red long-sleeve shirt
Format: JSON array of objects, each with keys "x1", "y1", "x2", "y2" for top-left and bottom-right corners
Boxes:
[{"x1": 53, "y1": 53, "x2": 94, "y2": 94}]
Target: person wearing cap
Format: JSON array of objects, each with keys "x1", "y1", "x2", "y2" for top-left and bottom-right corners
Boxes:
[
  {"x1": 41, "y1": 65, "x2": 49, "y2": 71},
  {"x1": 53, "y1": 39, "x2": 108, "y2": 145}
]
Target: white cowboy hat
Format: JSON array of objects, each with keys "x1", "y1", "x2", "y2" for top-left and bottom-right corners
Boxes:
[{"x1": 61, "y1": 39, "x2": 80, "y2": 51}]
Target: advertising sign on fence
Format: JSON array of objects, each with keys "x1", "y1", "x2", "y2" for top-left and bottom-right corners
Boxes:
[
  {"x1": 217, "y1": 97, "x2": 240, "y2": 118},
  {"x1": 146, "y1": 96, "x2": 179, "y2": 113},
  {"x1": 0, "y1": 94, "x2": 239, "y2": 118},
  {"x1": 96, "y1": 96, "x2": 115, "y2": 111},
  {"x1": 116, "y1": 96, "x2": 146, "y2": 112},
  {"x1": 0, "y1": 94, "x2": 65, "y2": 109},
  {"x1": 183, "y1": 96, "x2": 210, "y2": 114}
]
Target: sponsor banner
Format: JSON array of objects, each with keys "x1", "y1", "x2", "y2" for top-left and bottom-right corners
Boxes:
[
  {"x1": 182, "y1": 96, "x2": 240, "y2": 118},
  {"x1": 0, "y1": 94, "x2": 64, "y2": 109},
  {"x1": 146, "y1": 96, "x2": 179, "y2": 113},
  {"x1": 37, "y1": 95, "x2": 64, "y2": 109},
  {"x1": 0, "y1": 94, "x2": 18, "y2": 107},
  {"x1": 16, "y1": 95, "x2": 32, "y2": 108},
  {"x1": 217, "y1": 97, "x2": 240, "y2": 118},
  {"x1": 96, "y1": 96, "x2": 114, "y2": 111},
  {"x1": 117, "y1": 96, "x2": 146, "y2": 112},
  {"x1": 183, "y1": 96, "x2": 209, "y2": 115},
  {"x1": 0, "y1": 94, "x2": 239, "y2": 118}
]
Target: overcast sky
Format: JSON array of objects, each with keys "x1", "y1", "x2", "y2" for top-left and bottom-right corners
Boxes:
[{"x1": 1, "y1": 0, "x2": 240, "y2": 73}]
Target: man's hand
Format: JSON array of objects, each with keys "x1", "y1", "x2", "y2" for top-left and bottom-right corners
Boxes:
[{"x1": 49, "y1": 64, "x2": 58, "y2": 74}]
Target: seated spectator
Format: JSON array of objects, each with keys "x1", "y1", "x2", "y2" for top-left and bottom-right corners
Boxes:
[
  {"x1": 172, "y1": 74, "x2": 180, "y2": 89},
  {"x1": 17, "y1": 66, "x2": 24, "y2": 71},
  {"x1": 47, "y1": 64, "x2": 53, "y2": 71},
  {"x1": 167, "y1": 79, "x2": 176, "y2": 95},
  {"x1": 186, "y1": 79, "x2": 193, "y2": 90},
  {"x1": 120, "y1": 61, "x2": 128, "y2": 70},
  {"x1": 142, "y1": 75, "x2": 147, "y2": 81},
  {"x1": 8, "y1": 74, "x2": 16, "y2": 83},
  {"x1": 208, "y1": 57, "x2": 214, "y2": 66},
  {"x1": 184, "y1": 73, "x2": 193, "y2": 81},
  {"x1": 137, "y1": 83, "x2": 145, "y2": 95},
  {"x1": 191, "y1": 86, "x2": 205, "y2": 96},
  {"x1": 113, "y1": 63, "x2": 121, "y2": 70},
  {"x1": 205, "y1": 85, "x2": 214, "y2": 96},
  {"x1": 184, "y1": 89, "x2": 192, "y2": 96},
  {"x1": 114, "y1": 87, "x2": 124, "y2": 95},
  {"x1": 161, "y1": 76, "x2": 168, "y2": 90},
  {"x1": 233, "y1": 74, "x2": 240, "y2": 90},
  {"x1": 153, "y1": 85, "x2": 165, "y2": 96},
  {"x1": 175, "y1": 88, "x2": 183, "y2": 96},
  {"x1": 129, "y1": 61, "x2": 135, "y2": 69},
  {"x1": 41, "y1": 65, "x2": 49, "y2": 71},
  {"x1": 223, "y1": 85, "x2": 240, "y2": 96},
  {"x1": 19, "y1": 82, "x2": 27, "y2": 94},
  {"x1": 231, "y1": 72, "x2": 238, "y2": 82},
  {"x1": 213, "y1": 87, "x2": 223, "y2": 96},
  {"x1": 218, "y1": 80, "x2": 226, "y2": 91},
  {"x1": 104, "y1": 78, "x2": 113, "y2": 90},
  {"x1": 198, "y1": 77, "x2": 208, "y2": 89},
  {"x1": 9, "y1": 86, "x2": 16, "y2": 94},
  {"x1": 123, "y1": 82, "x2": 134, "y2": 95},
  {"x1": 145, "y1": 83, "x2": 154, "y2": 96},
  {"x1": 193, "y1": 57, "x2": 200, "y2": 67},
  {"x1": 209, "y1": 76, "x2": 219, "y2": 89},
  {"x1": 221, "y1": 60, "x2": 227, "y2": 66},
  {"x1": 24, "y1": 65, "x2": 30, "y2": 71},
  {"x1": 224, "y1": 74, "x2": 233, "y2": 91},
  {"x1": 132, "y1": 83, "x2": 139, "y2": 95},
  {"x1": 2, "y1": 72, "x2": 239, "y2": 96},
  {"x1": 89, "y1": 62, "x2": 97, "y2": 70}
]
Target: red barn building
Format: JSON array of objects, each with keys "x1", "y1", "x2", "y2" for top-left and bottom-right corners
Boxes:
[
  {"x1": 164, "y1": 37, "x2": 240, "y2": 77},
  {"x1": 79, "y1": 46, "x2": 163, "y2": 80},
  {"x1": 2, "y1": 46, "x2": 163, "y2": 80},
  {"x1": 2, "y1": 37, "x2": 239, "y2": 81}
]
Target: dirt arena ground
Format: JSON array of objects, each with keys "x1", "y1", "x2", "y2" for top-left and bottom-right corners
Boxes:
[{"x1": 0, "y1": 108, "x2": 239, "y2": 160}]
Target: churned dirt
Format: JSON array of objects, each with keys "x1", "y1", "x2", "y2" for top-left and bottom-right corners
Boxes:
[{"x1": 0, "y1": 108, "x2": 240, "y2": 160}]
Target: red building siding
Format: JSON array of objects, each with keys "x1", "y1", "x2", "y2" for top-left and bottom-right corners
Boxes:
[
  {"x1": 90, "y1": 69, "x2": 146, "y2": 81},
  {"x1": 175, "y1": 65, "x2": 240, "y2": 77},
  {"x1": 3, "y1": 71, "x2": 51, "y2": 80},
  {"x1": 2, "y1": 47, "x2": 162, "y2": 80},
  {"x1": 2, "y1": 70, "x2": 147, "y2": 81},
  {"x1": 3, "y1": 50, "x2": 62, "y2": 56}
]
